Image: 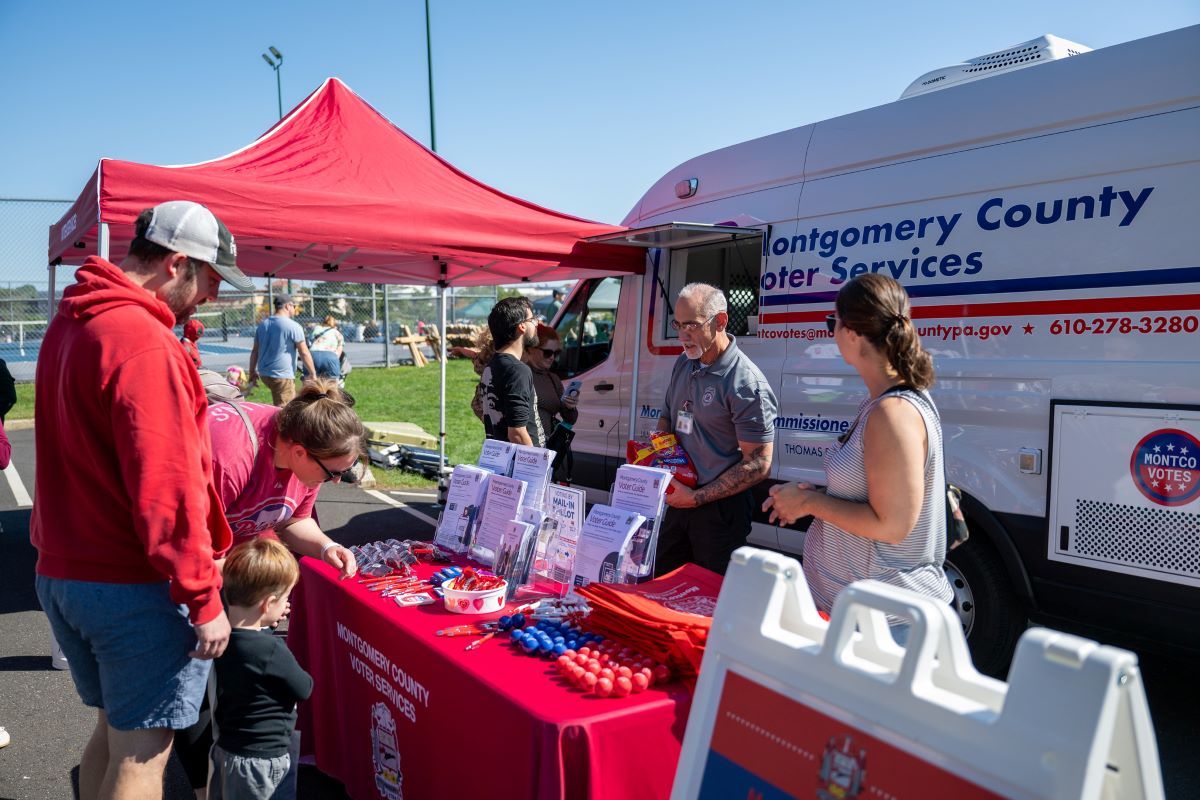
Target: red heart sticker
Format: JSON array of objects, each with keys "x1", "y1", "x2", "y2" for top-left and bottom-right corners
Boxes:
[
  {"x1": 473, "y1": 598, "x2": 484, "y2": 610},
  {"x1": 457, "y1": 599, "x2": 469, "y2": 610}
]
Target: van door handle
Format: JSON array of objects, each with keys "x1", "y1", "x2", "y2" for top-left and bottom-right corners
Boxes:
[{"x1": 594, "y1": 382, "x2": 615, "y2": 392}]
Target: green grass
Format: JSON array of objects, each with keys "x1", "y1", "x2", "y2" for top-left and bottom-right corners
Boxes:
[{"x1": 12, "y1": 361, "x2": 485, "y2": 489}]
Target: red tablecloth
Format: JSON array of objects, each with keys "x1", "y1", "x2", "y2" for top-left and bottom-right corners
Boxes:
[{"x1": 290, "y1": 558, "x2": 692, "y2": 800}]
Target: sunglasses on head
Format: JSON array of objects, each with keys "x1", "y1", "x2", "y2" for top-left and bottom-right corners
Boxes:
[{"x1": 310, "y1": 452, "x2": 358, "y2": 484}]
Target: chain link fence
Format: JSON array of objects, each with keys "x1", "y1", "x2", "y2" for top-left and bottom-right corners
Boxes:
[{"x1": 0, "y1": 198, "x2": 559, "y2": 381}]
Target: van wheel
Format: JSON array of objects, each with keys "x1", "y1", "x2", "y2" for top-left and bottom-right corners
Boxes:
[{"x1": 943, "y1": 535, "x2": 1025, "y2": 678}]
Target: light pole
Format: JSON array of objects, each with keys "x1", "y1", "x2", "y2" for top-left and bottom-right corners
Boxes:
[
  {"x1": 261, "y1": 46, "x2": 283, "y2": 120},
  {"x1": 425, "y1": 0, "x2": 436, "y2": 152}
]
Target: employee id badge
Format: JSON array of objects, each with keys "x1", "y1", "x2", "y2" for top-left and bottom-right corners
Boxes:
[{"x1": 676, "y1": 410, "x2": 694, "y2": 435}]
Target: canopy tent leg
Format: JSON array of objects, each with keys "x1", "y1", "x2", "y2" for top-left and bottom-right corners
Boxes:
[
  {"x1": 438, "y1": 283, "x2": 448, "y2": 489},
  {"x1": 98, "y1": 222, "x2": 110, "y2": 262},
  {"x1": 382, "y1": 284, "x2": 391, "y2": 367},
  {"x1": 625, "y1": 271, "x2": 646, "y2": 445}
]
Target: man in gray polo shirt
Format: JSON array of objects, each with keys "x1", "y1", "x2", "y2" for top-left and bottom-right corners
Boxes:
[
  {"x1": 248, "y1": 293, "x2": 317, "y2": 406},
  {"x1": 655, "y1": 282, "x2": 778, "y2": 575}
]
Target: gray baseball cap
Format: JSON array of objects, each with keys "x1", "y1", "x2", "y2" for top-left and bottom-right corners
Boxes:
[{"x1": 142, "y1": 201, "x2": 254, "y2": 292}]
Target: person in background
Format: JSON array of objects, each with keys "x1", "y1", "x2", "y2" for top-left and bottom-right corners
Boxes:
[
  {"x1": 248, "y1": 293, "x2": 316, "y2": 407},
  {"x1": 525, "y1": 323, "x2": 578, "y2": 438},
  {"x1": 209, "y1": 538, "x2": 312, "y2": 800},
  {"x1": 181, "y1": 319, "x2": 205, "y2": 369},
  {"x1": 305, "y1": 314, "x2": 344, "y2": 381},
  {"x1": 762, "y1": 273, "x2": 953, "y2": 643},
  {"x1": 545, "y1": 287, "x2": 565, "y2": 320},
  {"x1": 479, "y1": 296, "x2": 544, "y2": 447},
  {"x1": 655, "y1": 282, "x2": 777, "y2": 576},
  {"x1": 450, "y1": 327, "x2": 495, "y2": 422},
  {"x1": 0, "y1": 358, "x2": 15, "y2": 423},
  {"x1": 32, "y1": 200, "x2": 253, "y2": 800}
]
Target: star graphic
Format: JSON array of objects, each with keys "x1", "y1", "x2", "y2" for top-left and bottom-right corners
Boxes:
[
  {"x1": 1023, "y1": 323, "x2": 1034, "y2": 334},
  {"x1": 1165, "y1": 484, "x2": 1174, "y2": 492},
  {"x1": 1183, "y1": 447, "x2": 1190, "y2": 455},
  {"x1": 1167, "y1": 443, "x2": 1175, "y2": 451},
  {"x1": 1151, "y1": 480, "x2": 1160, "y2": 487},
  {"x1": 1154, "y1": 445, "x2": 1161, "y2": 452}
]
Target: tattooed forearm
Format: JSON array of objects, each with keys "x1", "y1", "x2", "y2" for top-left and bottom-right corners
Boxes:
[{"x1": 693, "y1": 444, "x2": 772, "y2": 506}]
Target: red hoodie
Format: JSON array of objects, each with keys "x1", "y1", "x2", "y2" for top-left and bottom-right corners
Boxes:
[{"x1": 31, "y1": 257, "x2": 231, "y2": 624}]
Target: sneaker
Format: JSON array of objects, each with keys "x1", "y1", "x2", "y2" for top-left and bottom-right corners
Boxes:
[
  {"x1": 0, "y1": 726, "x2": 10, "y2": 748},
  {"x1": 51, "y1": 637, "x2": 69, "y2": 670}
]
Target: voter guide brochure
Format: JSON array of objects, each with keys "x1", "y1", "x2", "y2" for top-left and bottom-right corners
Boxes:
[
  {"x1": 470, "y1": 473, "x2": 527, "y2": 562},
  {"x1": 610, "y1": 464, "x2": 672, "y2": 579},
  {"x1": 573, "y1": 504, "x2": 646, "y2": 588},
  {"x1": 434, "y1": 464, "x2": 491, "y2": 552},
  {"x1": 543, "y1": 484, "x2": 586, "y2": 584},
  {"x1": 510, "y1": 444, "x2": 554, "y2": 511},
  {"x1": 477, "y1": 440, "x2": 517, "y2": 476}
]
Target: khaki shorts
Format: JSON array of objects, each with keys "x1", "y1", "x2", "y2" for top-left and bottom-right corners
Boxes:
[{"x1": 260, "y1": 376, "x2": 296, "y2": 406}]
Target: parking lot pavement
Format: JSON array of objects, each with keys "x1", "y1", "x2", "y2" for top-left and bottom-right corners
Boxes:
[{"x1": 1, "y1": 426, "x2": 1196, "y2": 797}]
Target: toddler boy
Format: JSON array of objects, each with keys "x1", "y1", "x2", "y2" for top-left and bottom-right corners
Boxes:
[{"x1": 209, "y1": 538, "x2": 312, "y2": 799}]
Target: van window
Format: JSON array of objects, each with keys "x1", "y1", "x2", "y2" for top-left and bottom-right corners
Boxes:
[
  {"x1": 665, "y1": 236, "x2": 762, "y2": 338},
  {"x1": 555, "y1": 276, "x2": 621, "y2": 377}
]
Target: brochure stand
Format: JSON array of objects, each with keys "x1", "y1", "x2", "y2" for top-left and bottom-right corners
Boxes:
[{"x1": 672, "y1": 547, "x2": 1164, "y2": 800}]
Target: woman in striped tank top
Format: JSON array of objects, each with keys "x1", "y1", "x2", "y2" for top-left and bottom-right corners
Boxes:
[{"x1": 762, "y1": 274, "x2": 953, "y2": 640}]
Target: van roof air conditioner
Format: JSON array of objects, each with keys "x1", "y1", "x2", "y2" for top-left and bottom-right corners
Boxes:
[{"x1": 900, "y1": 34, "x2": 1092, "y2": 100}]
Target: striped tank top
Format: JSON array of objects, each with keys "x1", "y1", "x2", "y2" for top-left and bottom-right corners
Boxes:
[{"x1": 802, "y1": 388, "x2": 954, "y2": 616}]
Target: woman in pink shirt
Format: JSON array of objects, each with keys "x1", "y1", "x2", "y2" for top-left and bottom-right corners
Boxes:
[{"x1": 209, "y1": 377, "x2": 366, "y2": 578}]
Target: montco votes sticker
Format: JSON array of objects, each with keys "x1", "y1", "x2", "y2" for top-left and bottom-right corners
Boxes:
[{"x1": 1129, "y1": 429, "x2": 1200, "y2": 507}]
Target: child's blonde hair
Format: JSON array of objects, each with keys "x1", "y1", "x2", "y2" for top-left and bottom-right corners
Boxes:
[{"x1": 222, "y1": 538, "x2": 300, "y2": 608}]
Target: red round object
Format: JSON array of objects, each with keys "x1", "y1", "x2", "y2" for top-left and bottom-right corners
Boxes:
[
  {"x1": 599, "y1": 668, "x2": 615, "y2": 681},
  {"x1": 594, "y1": 677, "x2": 613, "y2": 698},
  {"x1": 583, "y1": 672, "x2": 598, "y2": 690},
  {"x1": 639, "y1": 667, "x2": 654, "y2": 684},
  {"x1": 616, "y1": 666, "x2": 633, "y2": 680},
  {"x1": 597, "y1": 653, "x2": 610, "y2": 664},
  {"x1": 586, "y1": 660, "x2": 601, "y2": 675},
  {"x1": 563, "y1": 649, "x2": 577, "y2": 660},
  {"x1": 575, "y1": 654, "x2": 589, "y2": 667},
  {"x1": 614, "y1": 676, "x2": 632, "y2": 697},
  {"x1": 653, "y1": 664, "x2": 671, "y2": 683},
  {"x1": 631, "y1": 673, "x2": 649, "y2": 692},
  {"x1": 556, "y1": 655, "x2": 571, "y2": 671},
  {"x1": 578, "y1": 646, "x2": 591, "y2": 657}
]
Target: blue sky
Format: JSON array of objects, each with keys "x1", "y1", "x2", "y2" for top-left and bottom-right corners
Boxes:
[{"x1": 0, "y1": 1, "x2": 1195, "y2": 264}]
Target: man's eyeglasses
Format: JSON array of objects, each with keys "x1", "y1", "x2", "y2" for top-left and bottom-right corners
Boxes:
[
  {"x1": 670, "y1": 314, "x2": 717, "y2": 333},
  {"x1": 825, "y1": 314, "x2": 838, "y2": 334},
  {"x1": 536, "y1": 347, "x2": 561, "y2": 359},
  {"x1": 310, "y1": 452, "x2": 358, "y2": 484}
]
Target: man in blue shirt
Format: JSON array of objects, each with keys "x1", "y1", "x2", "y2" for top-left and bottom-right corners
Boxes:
[{"x1": 248, "y1": 293, "x2": 316, "y2": 406}]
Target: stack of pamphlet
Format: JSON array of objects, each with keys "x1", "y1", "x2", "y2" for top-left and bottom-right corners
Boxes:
[
  {"x1": 470, "y1": 474, "x2": 526, "y2": 564},
  {"x1": 609, "y1": 464, "x2": 672, "y2": 581},
  {"x1": 477, "y1": 440, "x2": 517, "y2": 475},
  {"x1": 433, "y1": 464, "x2": 490, "y2": 552},
  {"x1": 573, "y1": 505, "x2": 645, "y2": 588}
]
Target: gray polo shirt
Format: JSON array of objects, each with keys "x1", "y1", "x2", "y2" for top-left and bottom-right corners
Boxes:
[{"x1": 661, "y1": 335, "x2": 778, "y2": 486}]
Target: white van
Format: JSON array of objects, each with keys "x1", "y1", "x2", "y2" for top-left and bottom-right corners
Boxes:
[{"x1": 549, "y1": 25, "x2": 1200, "y2": 674}]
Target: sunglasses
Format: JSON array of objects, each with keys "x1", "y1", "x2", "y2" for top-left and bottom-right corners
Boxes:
[
  {"x1": 825, "y1": 314, "x2": 838, "y2": 334},
  {"x1": 311, "y1": 452, "x2": 358, "y2": 484},
  {"x1": 536, "y1": 347, "x2": 561, "y2": 359}
]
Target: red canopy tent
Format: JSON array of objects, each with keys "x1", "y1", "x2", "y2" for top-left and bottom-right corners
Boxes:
[
  {"x1": 47, "y1": 78, "x2": 647, "y2": 468},
  {"x1": 47, "y1": 77, "x2": 641, "y2": 285}
]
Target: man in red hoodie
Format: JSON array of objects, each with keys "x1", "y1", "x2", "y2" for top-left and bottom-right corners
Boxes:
[{"x1": 32, "y1": 200, "x2": 255, "y2": 800}]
